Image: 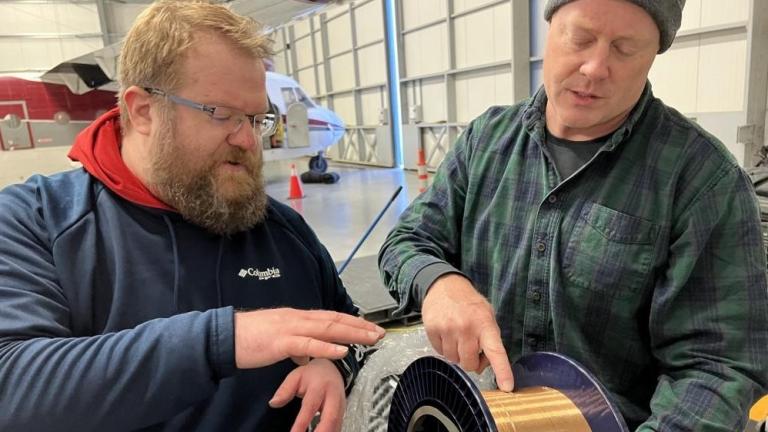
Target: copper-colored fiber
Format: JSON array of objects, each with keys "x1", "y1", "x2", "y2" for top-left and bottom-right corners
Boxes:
[{"x1": 481, "y1": 387, "x2": 592, "y2": 432}]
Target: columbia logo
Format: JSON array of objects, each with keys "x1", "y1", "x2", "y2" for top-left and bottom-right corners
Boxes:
[{"x1": 238, "y1": 267, "x2": 282, "y2": 281}]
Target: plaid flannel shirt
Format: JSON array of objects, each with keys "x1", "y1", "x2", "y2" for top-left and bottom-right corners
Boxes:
[{"x1": 379, "y1": 83, "x2": 768, "y2": 431}]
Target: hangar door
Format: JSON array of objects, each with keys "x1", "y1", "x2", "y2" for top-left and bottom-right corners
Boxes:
[
  {"x1": 396, "y1": 0, "x2": 530, "y2": 170},
  {"x1": 273, "y1": 0, "x2": 395, "y2": 167}
]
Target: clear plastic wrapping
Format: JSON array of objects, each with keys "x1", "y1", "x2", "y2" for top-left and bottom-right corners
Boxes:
[{"x1": 342, "y1": 325, "x2": 496, "y2": 432}]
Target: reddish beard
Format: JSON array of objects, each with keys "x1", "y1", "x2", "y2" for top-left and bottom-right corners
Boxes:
[{"x1": 147, "y1": 115, "x2": 268, "y2": 236}]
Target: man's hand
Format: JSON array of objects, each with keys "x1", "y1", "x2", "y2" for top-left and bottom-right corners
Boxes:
[
  {"x1": 422, "y1": 274, "x2": 514, "y2": 392},
  {"x1": 234, "y1": 308, "x2": 384, "y2": 369},
  {"x1": 269, "y1": 359, "x2": 346, "y2": 432}
]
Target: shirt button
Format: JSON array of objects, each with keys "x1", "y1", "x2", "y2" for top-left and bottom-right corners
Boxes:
[
  {"x1": 536, "y1": 242, "x2": 546, "y2": 252},
  {"x1": 548, "y1": 195, "x2": 557, "y2": 203},
  {"x1": 530, "y1": 290, "x2": 541, "y2": 302},
  {"x1": 527, "y1": 337, "x2": 538, "y2": 348}
]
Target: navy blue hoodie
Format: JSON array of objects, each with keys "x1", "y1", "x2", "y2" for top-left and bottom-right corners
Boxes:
[{"x1": 0, "y1": 110, "x2": 358, "y2": 430}]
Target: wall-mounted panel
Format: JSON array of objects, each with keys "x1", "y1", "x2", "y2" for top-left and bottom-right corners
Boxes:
[
  {"x1": 679, "y1": 0, "x2": 702, "y2": 32},
  {"x1": 454, "y1": 3, "x2": 511, "y2": 69},
  {"x1": 3, "y1": 38, "x2": 101, "y2": 72},
  {"x1": 453, "y1": 0, "x2": 501, "y2": 15},
  {"x1": 60, "y1": 38, "x2": 103, "y2": 62},
  {"x1": 696, "y1": 33, "x2": 746, "y2": 112},
  {"x1": 360, "y1": 87, "x2": 386, "y2": 125},
  {"x1": 358, "y1": 43, "x2": 387, "y2": 87},
  {"x1": 331, "y1": 92, "x2": 357, "y2": 127},
  {"x1": 273, "y1": 47, "x2": 289, "y2": 75},
  {"x1": 403, "y1": 23, "x2": 448, "y2": 77},
  {"x1": 297, "y1": 68, "x2": 317, "y2": 96},
  {"x1": 108, "y1": 3, "x2": 149, "y2": 36},
  {"x1": 0, "y1": 3, "x2": 100, "y2": 33},
  {"x1": 329, "y1": 53, "x2": 355, "y2": 92},
  {"x1": 355, "y1": 0, "x2": 383, "y2": 46},
  {"x1": 0, "y1": 41, "x2": 24, "y2": 72},
  {"x1": 294, "y1": 36, "x2": 314, "y2": 70},
  {"x1": 530, "y1": 0, "x2": 548, "y2": 58},
  {"x1": 293, "y1": 18, "x2": 312, "y2": 38},
  {"x1": 420, "y1": 77, "x2": 448, "y2": 123},
  {"x1": 455, "y1": 65, "x2": 513, "y2": 123},
  {"x1": 401, "y1": 0, "x2": 446, "y2": 30},
  {"x1": 327, "y1": 13, "x2": 353, "y2": 56},
  {"x1": 648, "y1": 39, "x2": 700, "y2": 114},
  {"x1": 18, "y1": 40, "x2": 56, "y2": 70},
  {"x1": 0, "y1": 2, "x2": 103, "y2": 72},
  {"x1": 701, "y1": 0, "x2": 748, "y2": 27}
]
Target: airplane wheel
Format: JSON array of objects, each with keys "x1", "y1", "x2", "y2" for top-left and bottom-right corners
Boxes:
[{"x1": 309, "y1": 155, "x2": 328, "y2": 173}]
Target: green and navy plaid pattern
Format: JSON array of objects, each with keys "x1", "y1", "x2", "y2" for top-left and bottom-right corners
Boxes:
[{"x1": 379, "y1": 84, "x2": 768, "y2": 431}]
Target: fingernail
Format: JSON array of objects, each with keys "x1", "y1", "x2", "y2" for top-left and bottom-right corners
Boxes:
[
  {"x1": 368, "y1": 331, "x2": 381, "y2": 339},
  {"x1": 336, "y1": 345, "x2": 348, "y2": 353},
  {"x1": 500, "y1": 379, "x2": 514, "y2": 392}
]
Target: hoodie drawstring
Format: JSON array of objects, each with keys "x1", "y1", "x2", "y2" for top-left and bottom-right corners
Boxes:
[
  {"x1": 215, "y1": 238, "x2": 224, "y2": 307},
  {"x1": 162, "y1": 215, "x2": 180, "y2": 312}
]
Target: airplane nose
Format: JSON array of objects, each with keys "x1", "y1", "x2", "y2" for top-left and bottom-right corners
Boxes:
[{"x1": 327, "y1": 111, "x2": 345, "y2": 141}]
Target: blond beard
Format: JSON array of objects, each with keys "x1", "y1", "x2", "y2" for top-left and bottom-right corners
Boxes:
[{"x1": 148, "y1": 114, "x2": 268, "y2": 236}]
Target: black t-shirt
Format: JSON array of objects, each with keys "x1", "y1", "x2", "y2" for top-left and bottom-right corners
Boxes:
[{"x1": 545, "y1": 130, "x2": 610, "y2": 180}]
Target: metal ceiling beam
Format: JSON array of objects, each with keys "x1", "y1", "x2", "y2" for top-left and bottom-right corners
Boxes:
[
  {"x1": 0, "y1": 0, "x2": 94, "y2": 3},
  {"x1": 94, "y1": 0, "x2": 113, "y2": 45},
  {"x1": 0, "y1": 33, "x2": 102, "y2": 39}
]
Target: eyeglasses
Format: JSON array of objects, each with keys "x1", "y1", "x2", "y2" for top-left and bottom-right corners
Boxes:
[{"x1": 144, "y1": 87, "x2": 277, "y2": 138}]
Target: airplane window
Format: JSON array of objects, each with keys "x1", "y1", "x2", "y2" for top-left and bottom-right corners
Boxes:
[
  {"x1": 3, "y1": 114, "x2": 21, "y2": 129},
  {"x1": 295, "y1": 87, "x2": 315, "y2": 108},
  {"x1": 281, "y1": 88, "x2": 297, "y2": 106}
]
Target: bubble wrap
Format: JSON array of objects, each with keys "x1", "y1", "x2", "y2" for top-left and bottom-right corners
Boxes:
[{"x1": 342, "y1": 325, "x2": 497, "y2": 432}]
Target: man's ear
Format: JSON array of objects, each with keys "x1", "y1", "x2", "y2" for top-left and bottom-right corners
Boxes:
[{"x1": 123, "y1": 86, "x2": 154, "y2": 135}]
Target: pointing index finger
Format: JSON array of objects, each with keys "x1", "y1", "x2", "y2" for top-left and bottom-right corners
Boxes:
[{"x1": 479, "y1": 330, "x2": 514, "y2": 392}]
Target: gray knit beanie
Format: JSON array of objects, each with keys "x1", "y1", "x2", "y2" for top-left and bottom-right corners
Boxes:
[{"x1": 544, "y1": 0, "x2": 686, "y2": 53}]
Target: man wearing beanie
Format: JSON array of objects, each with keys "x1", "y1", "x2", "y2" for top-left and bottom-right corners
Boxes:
[{"x1": 380, "y1": 0, "x2": 768, "y2": 431}]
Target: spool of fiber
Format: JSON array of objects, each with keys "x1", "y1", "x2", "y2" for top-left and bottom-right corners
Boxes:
[{"x1": 387, "y1": 353, "x2": 628, "y2": 432}]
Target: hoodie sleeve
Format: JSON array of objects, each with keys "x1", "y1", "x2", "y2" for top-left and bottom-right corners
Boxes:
[{"x1": 0, "y1": 181, "x2": 236, "y2": 431}]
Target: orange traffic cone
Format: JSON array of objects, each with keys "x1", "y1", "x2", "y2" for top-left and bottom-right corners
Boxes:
[
  {"x1": 288, "y1": 164, "x2": 305, "y2": 199},
  {"x1": 417, "y1": 147, "x2": 429, "y2": 193}
]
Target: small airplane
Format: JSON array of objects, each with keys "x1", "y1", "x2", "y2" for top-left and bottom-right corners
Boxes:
[
  {"x1": 264, "y1": 71, "x2": 345, "y2": 172},
  {"x1": 0, "y1": 0, "x2": 349, "y2": 173}
]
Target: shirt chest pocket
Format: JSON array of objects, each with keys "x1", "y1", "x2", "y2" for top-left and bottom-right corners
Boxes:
[{"x1": 562, "y1": 202, "x2": 659, "y2": 297}]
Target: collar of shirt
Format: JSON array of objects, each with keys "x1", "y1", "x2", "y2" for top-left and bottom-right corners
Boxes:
[{"x1": 522, "y1": 81, "x2": 654, "y2": 153}]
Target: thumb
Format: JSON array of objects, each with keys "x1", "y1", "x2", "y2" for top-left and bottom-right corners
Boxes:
[{"x1": 269, "y1": 369, "x2": 302, "y2": 408}]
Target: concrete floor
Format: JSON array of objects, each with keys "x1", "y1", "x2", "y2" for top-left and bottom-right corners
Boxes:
[{"x1": 264, "y1": 159, "x2": 423, "y2": 263}]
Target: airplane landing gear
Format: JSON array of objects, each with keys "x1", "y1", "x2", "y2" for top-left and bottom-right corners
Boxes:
[{"x1": 309, "y1": 152, "x2": 328, "y2": 173}]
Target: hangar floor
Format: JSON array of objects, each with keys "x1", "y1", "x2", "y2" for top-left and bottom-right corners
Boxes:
[
  {"x1": 263, "y1": 159, "x2": 424, "y2": 325},
  {"x1": 264, "y1": 160, "x2": 423, "y2": 263}
]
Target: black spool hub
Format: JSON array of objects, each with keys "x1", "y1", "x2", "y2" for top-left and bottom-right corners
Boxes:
[{"x1": 387, "y1": 356, "x2": 496, "y2": 432}]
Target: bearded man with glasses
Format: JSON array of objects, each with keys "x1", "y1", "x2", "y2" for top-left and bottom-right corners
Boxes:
[{"x1": 0, "y1": 1, "x2": 385, "y2": 431}]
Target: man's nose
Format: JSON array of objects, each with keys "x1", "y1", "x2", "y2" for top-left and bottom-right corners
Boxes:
[
  {"x1": 579, "y1": 44, "x2": 611, "y2": 81},
  {"x1": 228, "y1": 120, "x2": 258, "y2": 151}
]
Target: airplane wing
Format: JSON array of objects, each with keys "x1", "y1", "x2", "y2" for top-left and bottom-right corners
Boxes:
[
  {"x1": 40, "y1": 43, "x2": 121, "y2": 95},
  {"x1": 38, "y1": 0, "x2": 348, "y2": 94}
]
